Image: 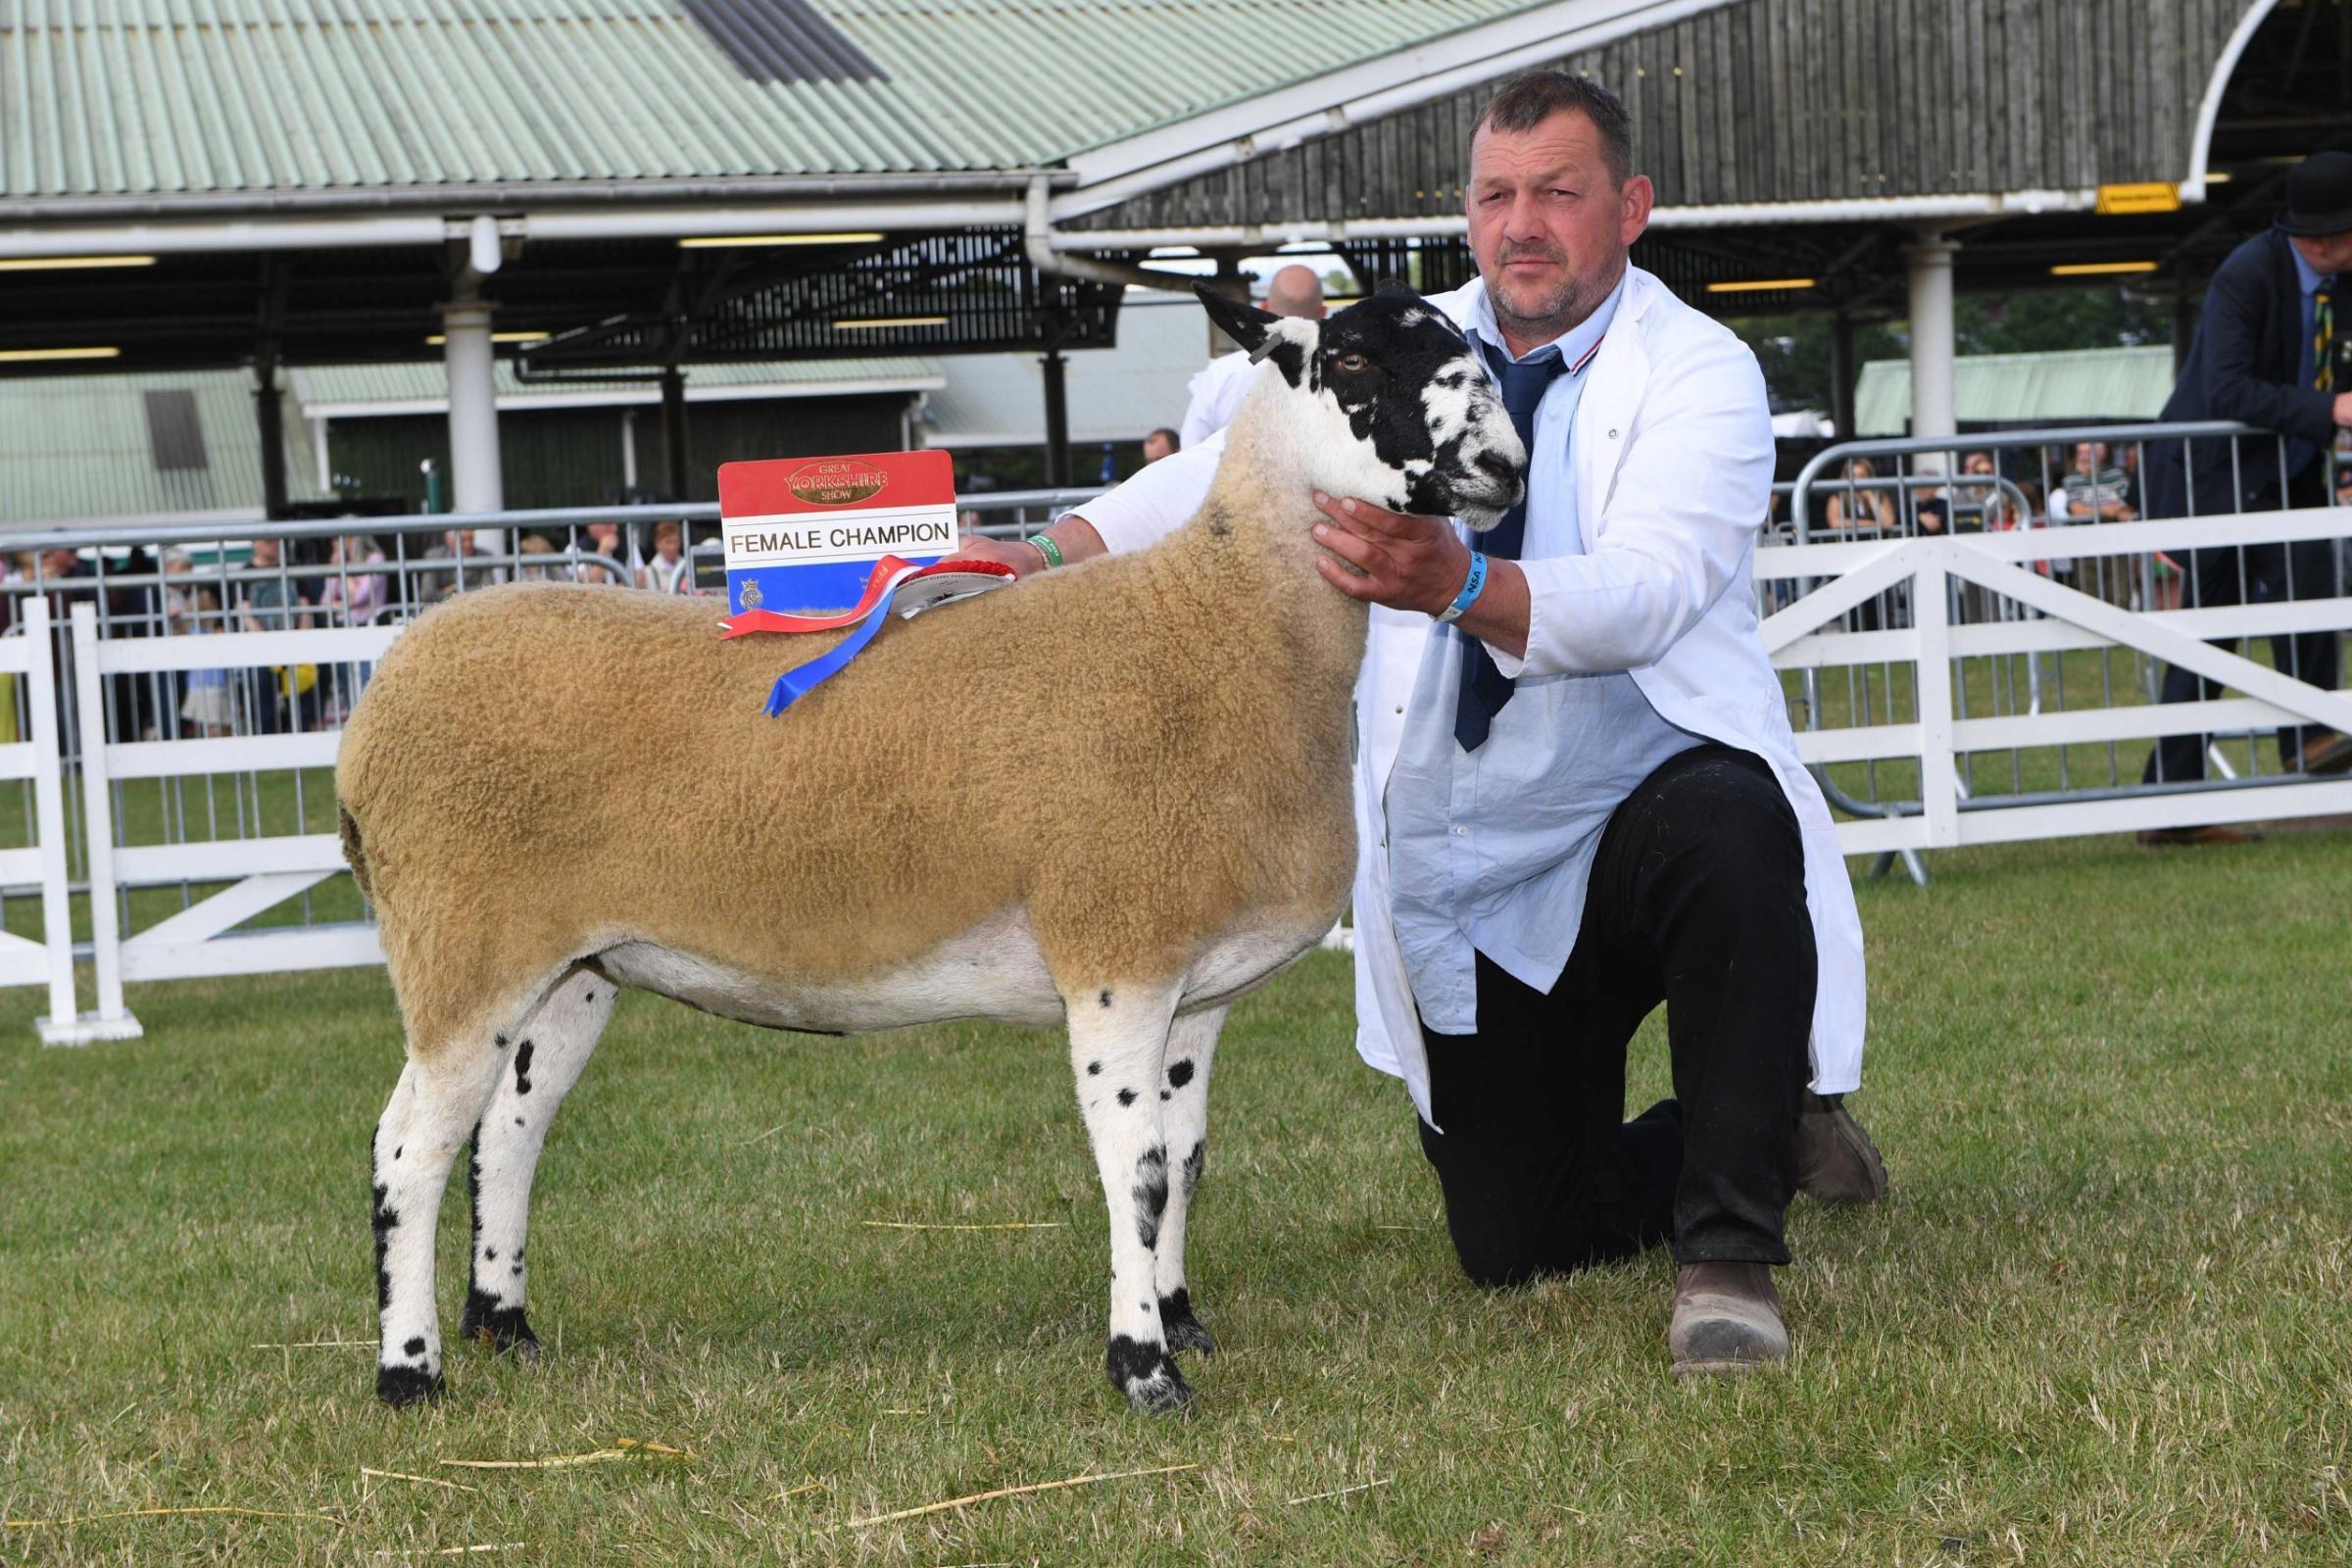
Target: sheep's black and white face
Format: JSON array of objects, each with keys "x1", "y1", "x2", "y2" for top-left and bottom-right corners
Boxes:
[{"x1": 1198, "y1": 282, "x2": 1525, "y2": 529}]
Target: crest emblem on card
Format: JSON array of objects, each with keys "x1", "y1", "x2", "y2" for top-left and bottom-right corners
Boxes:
[{"x1": 737, "y1": 578, "x2": 763, "y2": 611}]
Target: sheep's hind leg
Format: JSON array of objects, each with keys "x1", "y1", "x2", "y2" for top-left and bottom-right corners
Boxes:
[
  {"x1": 1151, "y1": 1004, "x2": 1224, "y2": 1357},
  {"x1": 371, "y1": 1041, "x2": 510, "y2": 1406},
  {"x1": 1066, "y1": 979, "x2": 1190, "y2": 1413},
  {"x1": 459, "y1": 968, "x2": 617, "y2": 1361}
]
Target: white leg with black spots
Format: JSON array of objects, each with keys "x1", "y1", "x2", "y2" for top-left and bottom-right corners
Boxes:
[
  {"x1": 1150, "y1": 1004, "x2": 1223, "y2": 1356},
  {"x1": 370, "y1": 1043, "x2": 510, "y2": 1405},
  {"x1": 460, "y1": 969, "x2": 616, "y2": 1360},
  {"x1": 1065, "y1": 980, "x2": 1188, "y2": 1413}
]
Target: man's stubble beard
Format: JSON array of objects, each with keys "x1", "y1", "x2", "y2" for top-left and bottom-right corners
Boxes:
[{"x1": 1486, "y1": 245, "x2": 1628, "y2": 347}]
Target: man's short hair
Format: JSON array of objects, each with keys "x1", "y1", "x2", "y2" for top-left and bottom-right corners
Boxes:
[
  {"x1": 1476, "y1": 70, "x2": 1635, "y2": 186},
  {"x1": 1147, "y1": 426, "x2": 1180, "y2": 450}
]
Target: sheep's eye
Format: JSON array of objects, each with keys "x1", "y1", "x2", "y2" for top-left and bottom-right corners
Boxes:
[{"x1": 1333, "y1": 353, "x2": 1371, "y2": 373}]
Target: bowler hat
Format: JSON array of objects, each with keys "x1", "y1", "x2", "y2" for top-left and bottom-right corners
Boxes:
[{"x1": 2278, "y1": 150, "x2": 2352, "y2": 237}]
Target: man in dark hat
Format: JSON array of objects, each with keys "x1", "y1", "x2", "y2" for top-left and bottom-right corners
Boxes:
[{"x1": 2139, "y1": 150, "x2": 2352, "y2": 835}]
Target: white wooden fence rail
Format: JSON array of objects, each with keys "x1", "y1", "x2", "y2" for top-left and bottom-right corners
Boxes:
[{"x1": 1, "y1": 504, "x2": 2345, "y2": 1040}]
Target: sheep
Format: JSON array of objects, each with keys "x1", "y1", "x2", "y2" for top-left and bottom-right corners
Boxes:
[{"x1": 338, "y1": 282, "x2": 1524, "y2": 1414}]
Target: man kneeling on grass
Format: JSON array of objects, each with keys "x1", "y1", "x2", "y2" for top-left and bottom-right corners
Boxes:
[{"x1": 952, "y1": 72, "x2": 1884, "y2": 1373}]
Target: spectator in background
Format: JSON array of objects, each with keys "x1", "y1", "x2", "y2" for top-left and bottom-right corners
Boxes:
[
  {"x1": 2056, "y1": 441, "x2": 2135, "y2": 523},
  {"x1": 1177, "y1": 265, "x2": 1328, "y2": 449},
  {"x1": 179, "y1": 583, "x2": 241, "y2": 738},
  {"x1": 416, "y1": 529, "x2": 482, "y2": 603},
  {"x1": 515, "y1": 534, "x2": 559, "y2": 581},
  {"x1": 1141, "y1": 427, "x2": 1180, "y2": 466},
  {"x1": 318, "y1": 534, "x2": 389, "y2": 725},
  {"x1": 1825, "y1": 457, "x2": 1895, "y2": 535},
  {"x1": 2140, "y1": 149, "x2": 2352, "y2": 815},
  {"x1": 159, "y1": 550, "x2": 195, "y2": 635},
  {"x1": 155, "y1": 550, "x2": 196, "y2": 735},
  {"x1": 1954, "y1": 449, "x2": 2014, "y2": 531},
  {"x1": 318, "y1": 534, "x2": 389, "y2": 627},
  {"x1": 573, "y1": 519, "x2": 631, "y2": 585},
  {"x1": 241, "y1": 536, "x2": 318, "y2": 733},
  {"x1": 640, "y1": 520, "x2": 691, "y2": 594}
]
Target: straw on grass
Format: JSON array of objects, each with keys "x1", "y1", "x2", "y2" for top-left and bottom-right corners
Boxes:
[
  {"x1": 1284, "y1": 1478, "x2": 1391, "y2": 1506},
  {"x1": 5, "y1": 1505, "x2": 346, "y2": 1530},
  {"x1": 764, "y1": 1480, "x2": 830, "y2": 1503},
  {"x1": 439, "y1": 1438, "x2": 695, "y2": 1472},
  {"x1": 370, "y1": 1544, "x2": 526, "y2": 1558},
  {"x1": 860, "y1": 1220, "x2": 1063, "y2": 1232},
  {"x1": 361, "y1": 1469, "x2": 478, "y2": 1494},
  {"x1": 836, "y1": 1461, "x2": 1199, "y2": 1530}
]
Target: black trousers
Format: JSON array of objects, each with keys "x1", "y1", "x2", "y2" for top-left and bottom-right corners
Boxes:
[
  {"x1": 2144, "y1": 470, "x2": 2344, "y2": 784},
  {"x1": 1415, "y1": 745, "x2": 1815, "y2": 1284}
]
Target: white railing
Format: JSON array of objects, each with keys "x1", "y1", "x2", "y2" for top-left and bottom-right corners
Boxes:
[
  {"x1": 2, "y1": 459, "x2": 2347, "y2": 1039},
  {"x1": 0, "y1": 603, "x2": 87, "y2": 1041},
  {"x1": 1759, "y1": 503, "x2": 2352, "y2": 852}
]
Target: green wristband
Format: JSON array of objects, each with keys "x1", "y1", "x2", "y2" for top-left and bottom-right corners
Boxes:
[{"x1": 1024, "y1": 532, "x2": 1064, "y2": 570}]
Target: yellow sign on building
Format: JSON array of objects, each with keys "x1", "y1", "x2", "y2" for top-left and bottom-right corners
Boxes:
[{"x1": 2096, "y1": 182, "x2": 2182, "y2": 216}]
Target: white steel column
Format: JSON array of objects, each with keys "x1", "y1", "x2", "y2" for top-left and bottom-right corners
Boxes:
[
  {"x1": 442, "y1": 299, "x2": 505, "y2": 554},
  {"x1": 1904, "y1": 233, "x2": 1959, "y2": 443}
]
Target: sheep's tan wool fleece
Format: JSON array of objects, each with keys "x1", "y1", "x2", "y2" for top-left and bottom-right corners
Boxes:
[{"x1": 337, "y1": 482, "x2": 1364, "y2": 1056}]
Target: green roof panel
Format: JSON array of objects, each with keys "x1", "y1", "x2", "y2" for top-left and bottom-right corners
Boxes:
[
  {"x1": 1, "y1": 0, "x2": 1542, "y2": 196},
  {"x1": 0, "y1": 369, "x2": 325, "y2": 526},
  {"x1": 1853, "y1": 346, "x2": 2178, "y2": 438}
]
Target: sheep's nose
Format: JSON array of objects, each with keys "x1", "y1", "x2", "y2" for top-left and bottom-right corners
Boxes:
[{"x1": 1476, "y1": 450, "x2": 1519, "y2": 484}]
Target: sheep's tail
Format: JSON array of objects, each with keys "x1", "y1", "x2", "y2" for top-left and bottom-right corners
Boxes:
[{"x1": 338, "y1": 804, "x2": 373, "y2": 904}]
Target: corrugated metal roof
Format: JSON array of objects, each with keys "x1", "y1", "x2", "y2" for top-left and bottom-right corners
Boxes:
[
  {"x1": 0, "y1": 369, "x2": 324, "y2": 525},
  {"x1": 290, "y1": 356, "x2": 942, "y2": 411},
  {"x1": 0, "y1": 0, "x2": 1536, "y2": 196},
  {"x1": 918, "y1": 290, "x2": 1205, "y2": 446},
  {"x1": 1853, "y1": 346, "x2": 2177, "y2": 438}
]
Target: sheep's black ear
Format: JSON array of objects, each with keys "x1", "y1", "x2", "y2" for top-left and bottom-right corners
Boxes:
[
  {"x1": 1375, "y1": 277, "x2": 1416, "y2": 297},
  {"x1": 1194, "y1": 282, "x2": 1281, "y2": 360}
]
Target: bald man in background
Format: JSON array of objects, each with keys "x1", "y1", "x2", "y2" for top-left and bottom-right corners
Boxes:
[{"x1": 1176, "y1": 264, "x2": 1328, "y2": 450}]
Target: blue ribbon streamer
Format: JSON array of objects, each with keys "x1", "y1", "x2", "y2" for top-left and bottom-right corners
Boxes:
[{"x1": 762, "y1": 579, "x2": 905, "y2": 716}]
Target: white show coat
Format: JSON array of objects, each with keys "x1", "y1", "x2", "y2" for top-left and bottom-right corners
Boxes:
[
  {"x1": 1080, "y1": 267, "x2": 1867, "y2": 1121},
  {"x1": 1177, "y1": 351, "x2": 1255, "y2": 451}
]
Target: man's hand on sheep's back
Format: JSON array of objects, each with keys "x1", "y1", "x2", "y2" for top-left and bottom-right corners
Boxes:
[
  {"x1": 939, "y1": 532, "x2": 1051, "y2": 578},
  {"x1": 937, "y1": 516, "x2": 1110, "y2": 579},
  {"x1": 1309, "y1": 489, "x2": 1531, "y2": 661}
]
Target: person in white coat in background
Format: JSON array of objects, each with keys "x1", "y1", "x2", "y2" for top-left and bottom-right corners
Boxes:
[
  {"x1": 952, "y1": 71, "x2": 1882, "y2": 1375},
  {"x1": 1177, "y1": 265, "x2": 1328, "y2": 451}
]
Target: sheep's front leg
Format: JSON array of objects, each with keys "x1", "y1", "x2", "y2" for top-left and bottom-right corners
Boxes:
[
  {"x1": 1066, "y1": 981, "x2": 1189, "y2": 1413},
  {"x1": 1152, "y1": 1004, "x2": 1224, "y2": 1357}
]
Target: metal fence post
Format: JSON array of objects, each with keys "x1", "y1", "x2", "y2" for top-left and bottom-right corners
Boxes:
[{"x1": 68, "y1": 603, "x2": 141, "y2": 1042}]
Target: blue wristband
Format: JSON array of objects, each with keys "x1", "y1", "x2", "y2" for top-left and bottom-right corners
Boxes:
[{"x1": 1436, "y1": 550, "x2": 1489, "y2": 624}]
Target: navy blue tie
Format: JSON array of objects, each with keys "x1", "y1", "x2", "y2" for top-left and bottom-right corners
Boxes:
[{"x1": 1454, "y1": 342, "x2": 1566, "y2": 751}]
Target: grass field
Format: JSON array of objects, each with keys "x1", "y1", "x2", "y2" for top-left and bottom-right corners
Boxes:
[{"x1": 5, "y1": 831, "x2": 2351, "y2": 1566}]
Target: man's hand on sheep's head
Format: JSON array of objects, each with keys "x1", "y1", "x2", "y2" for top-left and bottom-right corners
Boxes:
[
  {"x1": 1308, "y1": 490, "x2": 1473, "y2": 615},
  {"x1": 1309, "y1": 490, "x2": 1532, "y2": 662}
]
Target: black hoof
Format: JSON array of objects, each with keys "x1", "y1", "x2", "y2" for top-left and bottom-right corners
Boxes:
[
  {"x1": 1158, "y1": 1290, "x2": 1216, "y2": 1356},
  {"x1": 1107, "y1": 1334, "x2": 1194, "y2": 1414},
  {"x1": 375, "y1": 1363, "x2": 445, "y2": 1407},
  {"x1": 460, "y1": 1288, "x2": 541, "y2": 1360}
]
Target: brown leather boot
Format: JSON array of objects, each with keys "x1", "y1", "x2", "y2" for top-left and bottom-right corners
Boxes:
[
  {"x1": 1670, "y1": 1261, "x2": 1788, "y2": 1376},
  {"x1": 1796, "y1": 1091, "x2": 1887, "y2": 1204}
]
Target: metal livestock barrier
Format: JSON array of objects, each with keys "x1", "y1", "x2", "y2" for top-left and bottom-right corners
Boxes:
[
  {"x1": 0, "y1": 439, "x2": 2344, "y2": 1039},
  {"x1": 1774, "y1": 421, "x2": 2352, "y2": 883}
]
